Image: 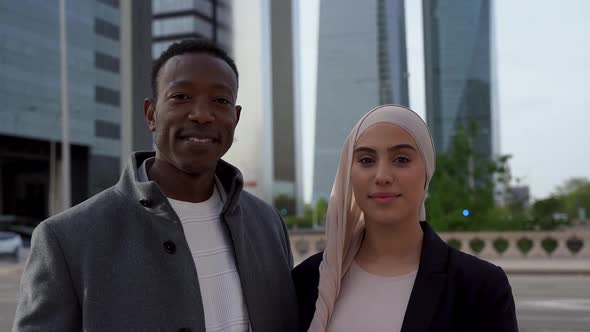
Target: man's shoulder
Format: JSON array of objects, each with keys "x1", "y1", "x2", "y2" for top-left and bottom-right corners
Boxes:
[
  {"x1": 43, "y1": 186, "x2": 125, "y2": 230},
  {"x1": 237, "y1": 190, "x2": 279, "y2": 215}
]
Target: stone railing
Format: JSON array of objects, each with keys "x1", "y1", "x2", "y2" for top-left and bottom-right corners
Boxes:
[{"x1": 289, "y1": 227, "x2": 590, "y2": 264}]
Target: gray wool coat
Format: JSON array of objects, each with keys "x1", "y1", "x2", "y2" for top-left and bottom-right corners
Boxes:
[{"x1": 13, "y1": 152, "x2": 298, "y2": 332}]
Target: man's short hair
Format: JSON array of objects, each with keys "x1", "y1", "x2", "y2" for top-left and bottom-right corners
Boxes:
[{"x1": 151, "y1": 39, "x2": 239, "y2": 98}]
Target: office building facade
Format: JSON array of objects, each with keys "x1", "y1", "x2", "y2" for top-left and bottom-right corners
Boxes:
[
  {"x1": 152, "y1": 0, "x2": 233, "y2": 57},
  {"x1": 312, "y1": 0, "x2": 409, "y2": 200},
  {"x1": 423, "y1": 0, "x2": 495, "y2": 157},
  {"x1": 0, "y1": 0, "x2": 123, "y2": 221}
]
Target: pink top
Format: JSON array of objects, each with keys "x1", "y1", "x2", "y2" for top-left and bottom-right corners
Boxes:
[{"x1": 327, "y1": 261, "x2": 417, "y2": 332}]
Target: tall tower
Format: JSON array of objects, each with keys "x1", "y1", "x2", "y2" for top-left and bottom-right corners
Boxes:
[
  {"x1": 152, "y1": 0, "x2": 233, "y2": 56},
  {"x1": 423, "y1": 0, "x2": 494, "y2": 157},
  {"x1": 312, "y1": 0, "x2": 409, "y2": 200}
]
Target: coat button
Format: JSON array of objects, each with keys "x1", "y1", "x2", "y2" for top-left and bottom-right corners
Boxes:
[
  {"x1": 178, "y1": 328, "x2": 192, "y2": 332},
  {"x1": 139, "y1": 199, "x2": 152, "y2": 207},
  {"x1": 163, "y1": 240, "x2": 176, "y2": 254}
]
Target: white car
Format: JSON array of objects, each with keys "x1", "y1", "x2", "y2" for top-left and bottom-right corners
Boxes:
[{"x1": 0, "y1": 231, "x2": 23, "y2": 260}]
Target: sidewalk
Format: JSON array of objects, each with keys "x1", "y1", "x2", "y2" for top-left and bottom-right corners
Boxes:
[{"x1": 487, "y1": 258, "x2": 590, "y2": 275}]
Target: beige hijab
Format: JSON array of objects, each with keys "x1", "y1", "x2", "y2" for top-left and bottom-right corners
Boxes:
[{"x1": 308, "y1": 104, "x2": 436, "y2": 331}]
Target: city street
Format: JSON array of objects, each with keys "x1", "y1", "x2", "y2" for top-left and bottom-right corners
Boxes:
[
  {"x1": 510, "y1": 274, "x2": 590, "y2": 332},
  {"x1": 0, "y1": 256, "x2": 24, "y2": 332},
  {"x1": 0, "y1": 254, "x2": 588, "y2": 331}
]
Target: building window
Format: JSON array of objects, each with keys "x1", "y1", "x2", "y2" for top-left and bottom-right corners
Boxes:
[
  {"x1": 94, "y1": 18, "x2": 120, "y2": 41},
  {"x1": 153, "y1": 0, "x2": 212, "y2": 15},
  {"x1": 97, "y1": 0, "x2": 119, "y2": 9},
  {"x1": 152, "y1": 40, "x2": 176, "y2": 58},
  {"x1": 95, "y1": 52, "x2": 120, "y2": 73},
  {"x1": 153, "y1": 16, "x2": 213, "y2": 38},
  {"x1": 95, "y1": 86, "x2": 120, "y2": 106},
  {"x1": 95, "y1": 120, "x2": 120, "y2": 139}
]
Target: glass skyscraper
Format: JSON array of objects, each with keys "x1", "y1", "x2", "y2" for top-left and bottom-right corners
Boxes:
[
  {"x1": 423, "y1": 0, "x2": 495, "y2": 157},
  {"x1": 312, "y1": 0, "x2": 409, "y2": 200}
]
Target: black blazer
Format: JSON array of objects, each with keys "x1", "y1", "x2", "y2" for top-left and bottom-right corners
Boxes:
[{"x1": 292, "y1": 222, "x2": 518, "y2": 332}]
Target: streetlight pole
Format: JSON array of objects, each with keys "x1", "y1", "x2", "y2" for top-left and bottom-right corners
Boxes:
[{"x1": 59, "y1": 0, "x2": 71, "y2": 210}]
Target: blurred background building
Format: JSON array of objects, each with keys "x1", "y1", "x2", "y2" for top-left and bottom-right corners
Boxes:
[
  {"x1": 311, "y1": 0, "x2": 409, "y2": 201},
  {"x1": 151, "y1": 0, "x2": 233, "y2": 57},
  {"x1": 0, "y1": 0, "x2": 123, "y2": 222},
  {"x1": 0, "y1": 0, "x2": 306, "y2": 223},
  {"x1": 423, "y1": 0, "x2": 497, "y2": 158},
  {"x1": 224, "y1": 0, "x2": 304, "y2": 216}
]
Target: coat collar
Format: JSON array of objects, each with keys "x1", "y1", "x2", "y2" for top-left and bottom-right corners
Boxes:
[
  {"x1": 401, "y1": 222, "x2": 449, "y2": 332},
  {"x1": 115, "y1": 152, "x2": 279, "y2": 330},
  {"x1": 114, "y1": 151, "x2": 245, "y2": 219}
]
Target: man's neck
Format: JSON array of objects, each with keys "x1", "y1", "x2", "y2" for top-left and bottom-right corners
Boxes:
[{"x1": 148, "y1": 158, "x2": 216, "y2": 203}]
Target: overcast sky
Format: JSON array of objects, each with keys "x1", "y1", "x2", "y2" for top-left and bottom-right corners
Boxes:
[{"x1": 297, "y1": 0, "x2": 590, "y2": 202}]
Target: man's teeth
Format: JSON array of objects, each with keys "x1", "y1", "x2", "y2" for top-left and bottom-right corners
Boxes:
[{"x1": 185, "y1": 137, "x2": 213, "y2": 143}]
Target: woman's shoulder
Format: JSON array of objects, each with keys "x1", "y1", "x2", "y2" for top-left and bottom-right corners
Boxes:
[
  {"x1": 445, "y1": 247, "x2": 513, "y2": 303},
  {"x1": 292, "y1": 251, "x2": 324, "y2": 284},
  {"x1": 292, "y1": 252, "x2": 324, "y2": 332},
  {"x1": 422, "y1": 222, "x2": 508, "y2": 287},
  {"x1": 448, "y1": 247, "x2": 508, "y2": 282},
  {"x1": 442, "y1": 248, "x2": 518, "y2": 329}
]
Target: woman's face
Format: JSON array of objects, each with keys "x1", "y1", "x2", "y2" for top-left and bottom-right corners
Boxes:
[{"x1": 351, "y1": 123, "x2": 426, "y2": 226}]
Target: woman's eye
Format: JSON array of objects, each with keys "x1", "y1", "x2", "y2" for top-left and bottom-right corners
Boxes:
[
  {"x1": 358, "y1": 157, "x2": 374, "y2": 165},
  {"x1": 394, "y1": 156, "x2": 410, "y2": 164}
]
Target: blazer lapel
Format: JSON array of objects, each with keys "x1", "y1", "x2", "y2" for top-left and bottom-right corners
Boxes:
[{"x1": 401, "y1": 222, "x2": 449, "y2": 332}]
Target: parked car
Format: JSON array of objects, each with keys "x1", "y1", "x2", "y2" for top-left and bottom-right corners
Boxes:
[{"x1": 0, "y1": 231, "x2": 23, "y2": 260}]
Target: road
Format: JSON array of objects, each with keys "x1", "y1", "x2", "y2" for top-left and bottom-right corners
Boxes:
[
  {"x1": 0, "y1": 254, "x2": 588, "y2": 331},
  {"x1": 510, "y1": 274, "x2": 590, "y2": 332}
]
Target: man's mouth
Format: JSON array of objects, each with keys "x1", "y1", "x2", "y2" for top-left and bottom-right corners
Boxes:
[{"x1": 183, "y1": 137, "x2": 214, "y2": 143}]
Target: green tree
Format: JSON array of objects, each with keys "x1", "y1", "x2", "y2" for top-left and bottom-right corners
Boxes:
[
  {"x1": 315, "y1": 197, "x2": 328, "y2": 226},
  {"x1": 556, "y1": 177, "x2": 590, "y2": 221},
  {"x1": 274, "y1": 194, "x2": 295, "y2": 216},
  {"x1": 531, "y1": 196, "x2": 568, "y2": 230},
  {"x1": 426, "y1": 122, "x2": 513, "y2": 231}
]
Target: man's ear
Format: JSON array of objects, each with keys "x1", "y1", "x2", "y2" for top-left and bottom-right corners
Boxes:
[
  {"x1": 144, "y1": 98, "x2": 157, "y2": 132},
  {"x1": 235, "y1": 105, "x2": 242, "y2": 124}
]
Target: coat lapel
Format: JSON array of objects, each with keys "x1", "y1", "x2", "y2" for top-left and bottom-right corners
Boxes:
[
  {"x1": 222, "y1": 206, "x2": 272, "y2": 331},
  {"x1": 217, "y1": 164, "x2": 269, "y2": 331},
  {"x1": 401, "y1": 222, "x2": 449, "y2": 332}
]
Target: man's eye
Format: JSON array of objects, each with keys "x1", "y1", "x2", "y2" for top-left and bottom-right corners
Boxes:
[
  {"x1": 171, "y1": 94, "x2": 190, "y2": 100},
  {"x1": 214, "y1": 98, "x2": 231, "y2": 105}
]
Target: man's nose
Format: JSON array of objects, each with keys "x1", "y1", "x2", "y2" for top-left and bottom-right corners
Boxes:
[{"x1": 187, "y1": 101, "x2": 214, "y2": 124}]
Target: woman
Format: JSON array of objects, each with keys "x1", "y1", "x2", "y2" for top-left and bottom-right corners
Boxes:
[{"x1": 292, "y1": 105, "x2": 518, "y2": 332}]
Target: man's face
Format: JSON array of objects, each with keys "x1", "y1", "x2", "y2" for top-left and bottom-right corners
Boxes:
[{"x1": 144, "y1": 53, "x2": 241, "y2": 174}]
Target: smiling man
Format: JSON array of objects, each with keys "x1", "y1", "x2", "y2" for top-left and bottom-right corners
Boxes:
[{"x1": 13, "y1": 39, "x2": 298, "y2": 332}]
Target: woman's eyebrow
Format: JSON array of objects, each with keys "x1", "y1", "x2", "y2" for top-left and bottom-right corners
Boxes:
[
  {"x1": 354, "y1": 146, "x2": 377, "y2": 154},
  {"x1": 387, "y1": 144, "x2": 417, "y2": 152}
]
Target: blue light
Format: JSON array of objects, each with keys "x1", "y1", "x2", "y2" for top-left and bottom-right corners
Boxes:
[{"x1": 462, "y1": 209, "x2": 470, "y2": 217}]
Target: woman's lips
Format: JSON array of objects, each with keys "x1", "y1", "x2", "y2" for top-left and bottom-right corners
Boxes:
[{"x1": 368, "y1": 192, "x2": 402, "y2": 204}]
